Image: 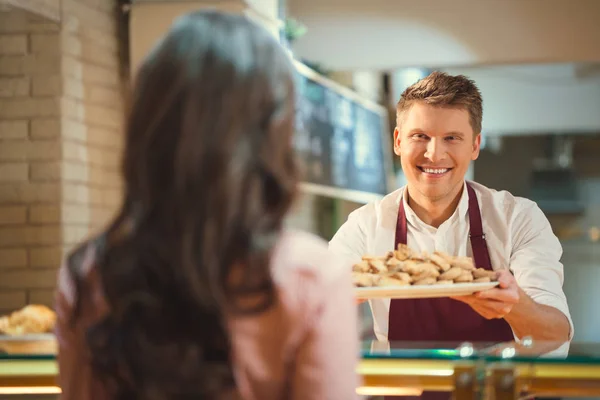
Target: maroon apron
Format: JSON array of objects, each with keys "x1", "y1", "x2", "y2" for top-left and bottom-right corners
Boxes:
[{"x1": 385, "y1": 183, "x2": 513, "y2": 400}]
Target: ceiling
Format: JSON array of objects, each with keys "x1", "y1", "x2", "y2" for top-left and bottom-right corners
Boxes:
[{"x1": 287, "y1": 0, "x2": 600, "y2": 71}]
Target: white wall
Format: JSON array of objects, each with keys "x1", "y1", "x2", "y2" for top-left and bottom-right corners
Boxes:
[
  {"x1": 387, "y1": 64, "x2": 600, "y2": 136},
  {"x1": 289, "y1": 0, "x2": 600, "y2": 71},
  {"x1": 441, "y1": 64, "x2": 600, "y2": 135}
]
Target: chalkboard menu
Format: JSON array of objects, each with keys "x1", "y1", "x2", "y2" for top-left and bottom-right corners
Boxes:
[{"x1": 293, "y1": 62, "x2": 394, "y2": 203}]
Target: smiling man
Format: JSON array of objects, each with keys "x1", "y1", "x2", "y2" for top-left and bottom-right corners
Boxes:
[{"x1": 329, "y1": 72, "x2": 573, "y2": 356}]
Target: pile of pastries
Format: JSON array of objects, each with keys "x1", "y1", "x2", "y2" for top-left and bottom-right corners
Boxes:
[
  {"x1": 352, "y1": 244, "x2": 497, "y2": 287},
  {"x1": 0, "y1": 304, "x2": 56, "y2": 335}
]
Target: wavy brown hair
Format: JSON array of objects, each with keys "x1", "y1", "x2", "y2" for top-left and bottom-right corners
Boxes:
[{"x1": 67, "y1": 10, "x2": 298, "y2": 400}]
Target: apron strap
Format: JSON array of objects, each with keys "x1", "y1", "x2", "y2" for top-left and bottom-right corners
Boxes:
[
  {"x1": 466, "y1": 184, "x2": 493, "y2": 270},
  {"x1": 395, "y1": 199, "x2": 407, "y2": 246}
]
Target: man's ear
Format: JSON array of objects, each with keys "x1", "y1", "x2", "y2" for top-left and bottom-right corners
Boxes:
[
  {"x1": 393, "y1": 127, "x2": 402, "y2": 156},
  {"x1": 471, "y1": 132, "x2": 482, "y2": 160}
]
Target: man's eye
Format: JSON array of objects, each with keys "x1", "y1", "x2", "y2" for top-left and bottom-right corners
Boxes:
[{"x1": 413, "y1": 134, "x2": 428, "y2": 140}]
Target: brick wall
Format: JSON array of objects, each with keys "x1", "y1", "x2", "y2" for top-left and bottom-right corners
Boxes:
[
  {"x1": 60, "y1": 0, "x2": 124, "y2": 245},
  {"x1": 0, "y1": 9, "x2": 62, "y2": 314},
  {"x1": 0, "y1": 2, "x2": 125, "y2": 314}
]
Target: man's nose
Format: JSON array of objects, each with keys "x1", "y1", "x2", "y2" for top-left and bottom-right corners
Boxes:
[{"x1": 424, "y1": 138, "x2": 446, "y2": 163}]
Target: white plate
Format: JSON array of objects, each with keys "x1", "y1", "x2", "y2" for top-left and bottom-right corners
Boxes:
[
  {"x1": 355, "y1": 281, "x2": 499, "y2": 300},
  {"x1": 0, "y1": 333, "x2": 56, "y2": 355},
  {"x1": 0, "y1": 333, "x2": 55, "y2": 341}
]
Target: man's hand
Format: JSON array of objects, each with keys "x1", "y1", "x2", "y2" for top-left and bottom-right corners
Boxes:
[{"x1": 451, "y1": 269, "x2": 519, "y2": 319}]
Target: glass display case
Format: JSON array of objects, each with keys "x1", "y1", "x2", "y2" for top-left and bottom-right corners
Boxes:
[
  {"x1": 361, "y1": 340, "x2": 600, "y2": 398},
  {"x1": 1, "y1": 336, "x2": 599, "y2": 398},
  {"x1": 0, "y1": 334, "x2": 58, "y2": 397}
]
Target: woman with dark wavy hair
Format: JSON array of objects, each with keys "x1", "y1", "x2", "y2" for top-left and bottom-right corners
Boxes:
[{"x1": 55, "y1": 10, "x2": 359, "y2": 400}]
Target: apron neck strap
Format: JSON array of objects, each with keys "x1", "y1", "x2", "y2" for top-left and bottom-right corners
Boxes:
[{"x1": 395, "y1": 183, "x2": 493, "y2": 269}]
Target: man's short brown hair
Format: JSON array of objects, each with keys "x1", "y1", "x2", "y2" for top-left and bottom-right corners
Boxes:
[{"x1": 396, "y1": 71, "x2": 483, "y2": 134}]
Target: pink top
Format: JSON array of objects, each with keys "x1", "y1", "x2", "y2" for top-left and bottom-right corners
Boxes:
[{"x1": 55, "y1": 230, "x2": 361, "y2": 400}]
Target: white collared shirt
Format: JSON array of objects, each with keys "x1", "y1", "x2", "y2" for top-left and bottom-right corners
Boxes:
[{"x1": 329, "y1": 181, "x2": 573, "y2": 353}]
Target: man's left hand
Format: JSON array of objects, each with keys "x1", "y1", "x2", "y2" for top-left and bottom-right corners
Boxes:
[{"x1": 451, "y1": 269, "x2": 520, "y2": 319}]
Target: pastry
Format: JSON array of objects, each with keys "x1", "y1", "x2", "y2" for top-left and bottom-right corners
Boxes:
[
  {"x1": 401, "y1": 260, "x2": 434, "y2": 275},
  {"x1": 395, "y1": 244, "x2": 413, "y2": 260},
  {"x1": 430, "y1": 252, "x2": 452, "y2": 271},
  {"x1": 386, "y1": 271, "x2": 412, "y2": 283},
  {"x1": 409, "y1": 252, "x2": 428, "y2": 262},
  {"x1": 473, "y1": 268, "x2": 496, "y2": 279},
  {"x1": 352, "y1": 261, "x2": 370, "y2": 273},
  {"x1": 435, "y1": 251, "x2": 455, "y2": 264},
  {"x1": 455, "y1": 271, "x2": 475, "y2": 283},
  {"x1": 413, "y1": 277, "x2": 437, "y2": 286},
  {"x1": 379, "y1": 277, "x2": 410, "y2": 287},
  {"x1": 452, "y1": 256, "x2": 476, "y2": 270},
  {"x1": 412, "y1": 266, "x2": 441, "y2": 281},
  {"x1": 352, "y1": 272, "x2": 380, "y2": 287},
  {"x1": 439, "y1": 266, "x2": 463, "y2": 281},
  {"x1": 368, "y1": 259, "x2": 387, "y2": 273},
  {"x1": 385, "y1": 257, "x2": 403, "y2": 268},
  {"x1": 0, "y1": 304, "x2": 56, "y2": 335},
  {"x1": 351, "y1": 245, "x2": 497, "y2": 288}
]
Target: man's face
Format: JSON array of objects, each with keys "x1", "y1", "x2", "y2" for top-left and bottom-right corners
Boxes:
[{"x1": 394, "y1": 102, "x2": 481, "y2": 202}]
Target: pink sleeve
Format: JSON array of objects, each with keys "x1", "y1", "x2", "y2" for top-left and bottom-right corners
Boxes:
[
  {"x1": 290, "y1": 260, "x2": 361, "y2": 400},
  {"x1": 55, "y1": 246, "x2": 109, "y2": 400},
  {"x1": 55, "y1": 261, "x2": 88, "y2": 400}
]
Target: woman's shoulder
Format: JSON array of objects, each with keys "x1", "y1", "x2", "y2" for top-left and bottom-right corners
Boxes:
[{"x1": 271, "y1": 229, "x2": 352, "y2": 295}]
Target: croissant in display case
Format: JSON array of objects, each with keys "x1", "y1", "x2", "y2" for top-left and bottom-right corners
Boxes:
[
  {"x1": 0, "y1": 304, "x2": 57, "y2": 335},
  {"x1": 352, "y1": 244, "x2": 497, "y2": 288}
]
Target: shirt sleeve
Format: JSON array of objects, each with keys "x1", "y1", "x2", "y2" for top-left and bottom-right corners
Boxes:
[
  {"x1": 291, "y1": 256, "x2": 361, "y2": 400},
  {"x1": 509, "y1": 202, "x2": 574, "y2": 341},
  {"x1": 328, "y1": 207, "x2": 368, "y2": 265}
]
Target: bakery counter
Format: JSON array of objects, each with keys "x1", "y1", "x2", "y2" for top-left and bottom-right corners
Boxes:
[
  {"x1": 0, "y1": 334, "x2": 58, "y2": 397},
  {"x1": 1, "y1": 337, "x2": 600, "y2": 398},
  {"x1": 361, "y1": 340, "x2": 600, "y2": 399}
]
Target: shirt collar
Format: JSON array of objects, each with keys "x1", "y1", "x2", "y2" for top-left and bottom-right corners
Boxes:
[{"x1": 399, "y1": 181, "x2": 469, "y2": 229}]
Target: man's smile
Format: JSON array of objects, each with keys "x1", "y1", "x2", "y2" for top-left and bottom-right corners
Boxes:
[{"x1": 417, "y1": 166, "x2": 453, "y2": 177}]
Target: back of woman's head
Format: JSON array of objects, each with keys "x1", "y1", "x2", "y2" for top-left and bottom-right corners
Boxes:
[{"x1": 67, "y1": 10, "x2": 298, "y2": 400}]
